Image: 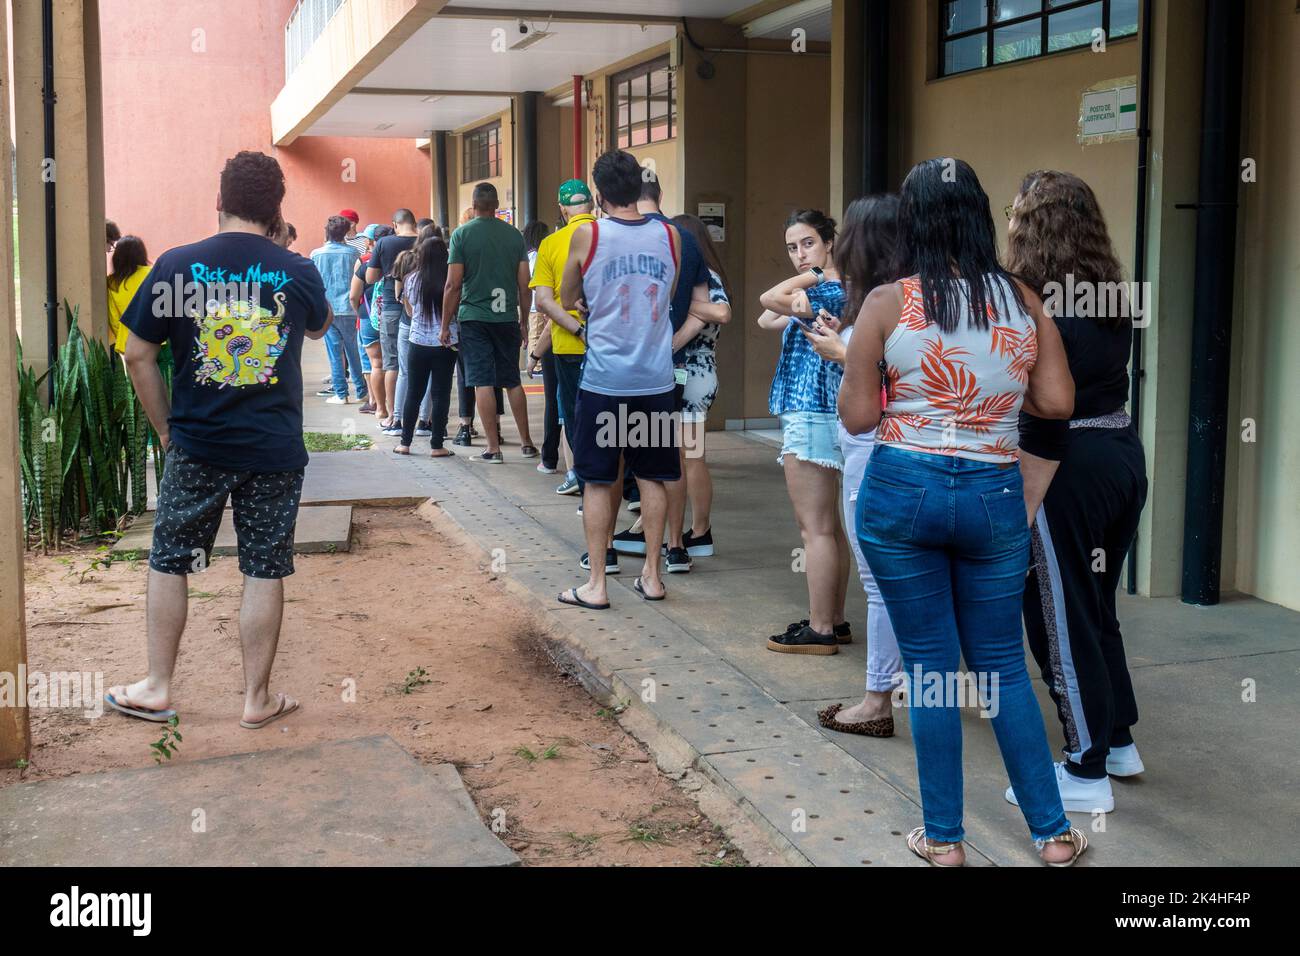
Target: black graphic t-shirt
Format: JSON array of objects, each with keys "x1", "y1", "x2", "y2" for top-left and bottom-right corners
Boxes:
[
  {"x1": 372, "y1": 234, "x2": 417, "y2": 304},
  {"x1": 123, "y1": 231, "x2": 328, "y2": 471}
]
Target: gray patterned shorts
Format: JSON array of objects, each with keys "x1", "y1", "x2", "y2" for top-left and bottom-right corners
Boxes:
[{"x1": 149, "y1": 445, "x2": 305, "y2": 579}]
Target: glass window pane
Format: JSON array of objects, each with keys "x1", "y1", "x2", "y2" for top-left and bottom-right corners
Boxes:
[
  {"x1": 993, "y1": 0, "x2": 1041, "y2": 21},
  {"x1": 993, "y1": 19, "x2": 1041, "y2": 62},
  {"x1": 1047, "y1": 1, "x2": 1101, "y2": 51},
  {"x1": 617, "y1": 130, "x2": 629, "y2": 148},
  {"x1": 649, "y1": 69, "x2": 669, "y2": 141},
  {"x1": 944, "y1": 0, "x2": 987, "y2": 35},
  {"x1": 630, "y1": 73, "x2": 648, "y2": 146},
  {"x1": 944, "y1": 33, "x2": 986, "y2": 73},
  {"x1": 1109, "y1": 0, "x2": 1138, "y2": 37}
]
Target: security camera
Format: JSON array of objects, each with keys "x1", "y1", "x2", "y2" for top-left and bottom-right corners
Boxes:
[{"x1": 517, "y1": 19, "x2": 529, "y2": 35}]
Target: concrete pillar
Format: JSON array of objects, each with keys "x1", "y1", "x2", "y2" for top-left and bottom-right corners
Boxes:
[
  {"x1": 517, "y1": 92, "x2": 540, "y2": 228},
  {"x1": 829, "y1": 0, "x2": 865, "y2": 221},
  {"x1": 1132, "y1": 0, "x2": 1207, "y2": 596},
  {"x1": 0, "y1": 2, "x2": 32, "y2": 764},
  {"x1": 12, "y1": 0, "x2": 110, "y2": 374}
]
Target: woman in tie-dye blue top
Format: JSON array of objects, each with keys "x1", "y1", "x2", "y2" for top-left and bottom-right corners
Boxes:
[
  {"x1": 755, "y1": 208, "x2": 853, "y2": 657},
  {"x1": 768, "y1": 280, "x2": 846, "y2": 415}
]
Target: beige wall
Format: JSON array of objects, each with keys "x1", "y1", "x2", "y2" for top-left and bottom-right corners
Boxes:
[
  {"x1": 892, "y1": 2, "x2": 1139, "y2": 265},
  {"x1": 743, "y1": 51, "x2": 832, "y2": 420},
  {"x1": 449, "y1": 109, "x2": 515, "y2": 223},
  {"x1": 1229, "y1": 0, "x2": 1300, "y2": 610}
]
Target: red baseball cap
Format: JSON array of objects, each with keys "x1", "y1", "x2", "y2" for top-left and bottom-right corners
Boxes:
[{"x1": 338, "y1": 208, "x2": 360, "y2": 223}]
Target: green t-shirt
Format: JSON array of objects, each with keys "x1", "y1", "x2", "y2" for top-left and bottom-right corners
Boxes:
[{"x1": 448, "y1": 216, "x2": 527, "y2": 323}]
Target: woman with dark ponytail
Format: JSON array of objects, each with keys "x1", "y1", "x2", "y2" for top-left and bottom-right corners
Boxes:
[
  {"x1": 394, "y1": 235, "x2": 457, "y2": 457},
  {"x1": 839, "y1": 158, "x2": 1084, "y2": 866}
]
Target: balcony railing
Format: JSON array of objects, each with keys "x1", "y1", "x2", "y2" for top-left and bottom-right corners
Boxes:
[{"x1": 284, "y1": 0, "x2": 346, "y2": 80}]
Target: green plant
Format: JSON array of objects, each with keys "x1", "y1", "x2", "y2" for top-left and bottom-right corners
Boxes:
[
  {"x1": 400, "y1": 667, "x2": 432, "y2": 694},
  {"x1": 303, "y1": 432, "x2": 373, "y2": 452},
  {"x1": 514, "y1": 746, "x2": 537, "y2": 762},
  {"x1": 540, "y1": 743, "x2": 561, "y2": 760},
  {"x1": 150, "y1": 716, "x2": 182, "y2": 764},
  {"x1": 16, "y1": 310, "x2": 166, "y2": 551}
]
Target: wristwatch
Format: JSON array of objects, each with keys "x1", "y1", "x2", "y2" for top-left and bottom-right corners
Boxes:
[
  {"x1": 528, "y1": 352, "x2": 540, "y2": 362},
  {"x1": 810, "y1": 267, "x2": 826, "y2": 285}
]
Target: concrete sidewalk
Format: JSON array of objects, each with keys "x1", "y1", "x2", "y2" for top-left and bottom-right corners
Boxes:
[{"x1": 299, "y1": 343, "x2": 1300, "y2": 866}]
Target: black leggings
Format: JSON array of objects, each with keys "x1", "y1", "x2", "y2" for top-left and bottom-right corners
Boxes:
[
  {"x1": 1023, "y1": 426, "x2": 1148, "y2": 778},
  {"x1": 402, "y1": 344, "x2": 458, "y2": 449},
  {"x1": 540, "y1": 350, "x2": 561, "y2": 469}
]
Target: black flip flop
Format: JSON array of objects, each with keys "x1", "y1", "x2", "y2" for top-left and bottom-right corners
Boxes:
[
  {"x1": 633, "y1": 577, "x2": 665, "y2": 601},
  {"x1": 558, "y1": 588, "x2": 609, "y2": 610},
  {"x1": 104, "y1": 691, "x2": 177, "y2": 723}
]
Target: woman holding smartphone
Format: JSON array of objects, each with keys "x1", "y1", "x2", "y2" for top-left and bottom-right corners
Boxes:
[{"x1": 757, "y1": 210, "x2": 852, "y2": 656}]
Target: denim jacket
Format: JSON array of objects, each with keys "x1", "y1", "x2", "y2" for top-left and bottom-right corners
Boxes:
[{"x1": 309, "y1": 241, "x2": 361, "y2": 317}]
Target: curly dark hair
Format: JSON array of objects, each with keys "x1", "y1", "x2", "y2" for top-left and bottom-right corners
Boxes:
[
  {"x1": 1006, "y1": 170, "x2": 1127, "y2": 328},
  {"x1": 219, "y1": 151, "x2": 286, "y2": 230}
]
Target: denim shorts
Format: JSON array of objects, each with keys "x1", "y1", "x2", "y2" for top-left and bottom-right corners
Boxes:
[
  {"x1": 380, "y1": 304, "x2": 402, "y2": 371},
  {"x1": 778, "y1": 411, "x2": 843, "y2": 471}
]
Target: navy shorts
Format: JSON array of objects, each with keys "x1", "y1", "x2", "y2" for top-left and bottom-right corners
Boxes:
[
  {"x1": 572, "y1": 388, "x2": 681, "y2": 485},
  {"x1": 459, "y1": 320, "x2": 522, "y2": 388},
  {"x1": 149, "y1": 445, "x2": 305, "y2": 579}
]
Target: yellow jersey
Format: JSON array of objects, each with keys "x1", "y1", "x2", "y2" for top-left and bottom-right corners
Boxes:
[{"x1": 528, "y1": 213, "x2": 594, "y2": 355}]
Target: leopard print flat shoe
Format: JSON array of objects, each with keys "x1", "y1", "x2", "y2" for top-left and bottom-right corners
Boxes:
[{"x1": 817, "y1": 702, "x2": 894, "y2": 737}]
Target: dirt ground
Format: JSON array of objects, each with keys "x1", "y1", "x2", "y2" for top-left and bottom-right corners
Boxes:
[{"x1": 2, "y1": 505, "x2": 746, "y2": 867}]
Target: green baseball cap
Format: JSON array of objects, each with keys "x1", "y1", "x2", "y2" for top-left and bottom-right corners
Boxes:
[{"x1": 558, "y1": 179, "x2": 591, "y2": 206}]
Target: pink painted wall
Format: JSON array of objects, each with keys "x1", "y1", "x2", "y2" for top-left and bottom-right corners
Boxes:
[{"x1": 99, "y1": 0, "x2": 431, "y2": 257}]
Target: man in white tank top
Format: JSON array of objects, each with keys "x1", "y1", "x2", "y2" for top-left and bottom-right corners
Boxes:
[{"x1": 557, "y1": 150, "x2": 682, "y2": 611}]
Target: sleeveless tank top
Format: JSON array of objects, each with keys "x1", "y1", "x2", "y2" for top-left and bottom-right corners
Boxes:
[
  {"x1": 878, "y1": 274, "x2": 1038, "y2": 464},
  {"x1": 580, "y1": 216, "x2": 678, "y2": 397}
]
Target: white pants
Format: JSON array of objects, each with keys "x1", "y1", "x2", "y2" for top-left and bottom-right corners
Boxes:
[{"x1": 840, "y1": 433, "x2": 903, "y2": 693}]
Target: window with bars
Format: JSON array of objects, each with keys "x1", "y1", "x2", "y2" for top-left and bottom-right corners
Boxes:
[
  {"x1": 462, "y1": 121, "x2": 502, "y2": 182},
  {"x1": 940, "y1": 0, "x2": 1139, "y2": 76},
  {"x1": 613, "y1": 57, "x2": 676, "y2": 149}
]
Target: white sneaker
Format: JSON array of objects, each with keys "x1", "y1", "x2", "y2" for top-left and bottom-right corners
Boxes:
[
  {"x1": 1106, "y1": 743, "x2": 1145, "y2": 777},
  {"x1": 324, "y1": 395, "x2": 349, "y2": 405},
  {"x1": 1005, "y1": 761, "x2": 1114, "y2": 814}
]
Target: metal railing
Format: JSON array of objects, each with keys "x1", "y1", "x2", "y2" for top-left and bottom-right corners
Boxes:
[{"x1": 284, "y1": 0, "x2": 346, "y2": 80}]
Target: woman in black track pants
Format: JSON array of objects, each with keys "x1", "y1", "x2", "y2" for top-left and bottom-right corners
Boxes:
[{"x1": 1006, "y1": 170, "x2": 1149, "y2": 816}]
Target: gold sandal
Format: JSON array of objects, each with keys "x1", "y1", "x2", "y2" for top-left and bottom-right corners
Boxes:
[
  {"x1": 906, "y1": 826, "x2": 964, "y2": 867},
  {"x1": 1040, "y1": 827, "x2": 1089, "y2": 867}
]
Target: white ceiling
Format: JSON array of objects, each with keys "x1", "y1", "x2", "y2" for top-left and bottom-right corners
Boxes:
[
  {"x1": 308, "y1": 92, "x2": 513, "y2": 138},
  {"x1": 749, "y1": 6, "x2": 833, "y2": 42},
  {"x1": 358, "y1": 17, "x2": 678, "y2": 94},
  {"x1": 299, "y1": 1, "x2": 811, "y2": 138},
  {"x1": 442, "y1": 0, "x2": 756, "y2": 16}
]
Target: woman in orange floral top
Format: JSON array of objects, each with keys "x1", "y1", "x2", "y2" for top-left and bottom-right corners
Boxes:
[{"x1": 839, "y1": 158, "x2": 1083, "y2": 867}]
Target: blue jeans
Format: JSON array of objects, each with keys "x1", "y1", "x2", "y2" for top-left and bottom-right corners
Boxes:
[
  {"x1": 324, "y1": 317, "x2": 367, "y2": 399},
  {"x1": 857, "y1": 444, "x2": 1070, "y2": 845}
]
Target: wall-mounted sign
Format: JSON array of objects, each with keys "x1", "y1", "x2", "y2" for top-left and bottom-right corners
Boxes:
[
  {"x1": 698, "y1": 202, "x2": 726, "y2": 243},
  {"x1": 1079, "y1": 77, "x2": 1138, "y2": 144}
]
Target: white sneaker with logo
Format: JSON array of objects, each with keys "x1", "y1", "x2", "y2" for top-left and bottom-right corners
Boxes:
[{"x1": 1005, "y1": 761, "x2": 1115, "y2": 814}]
